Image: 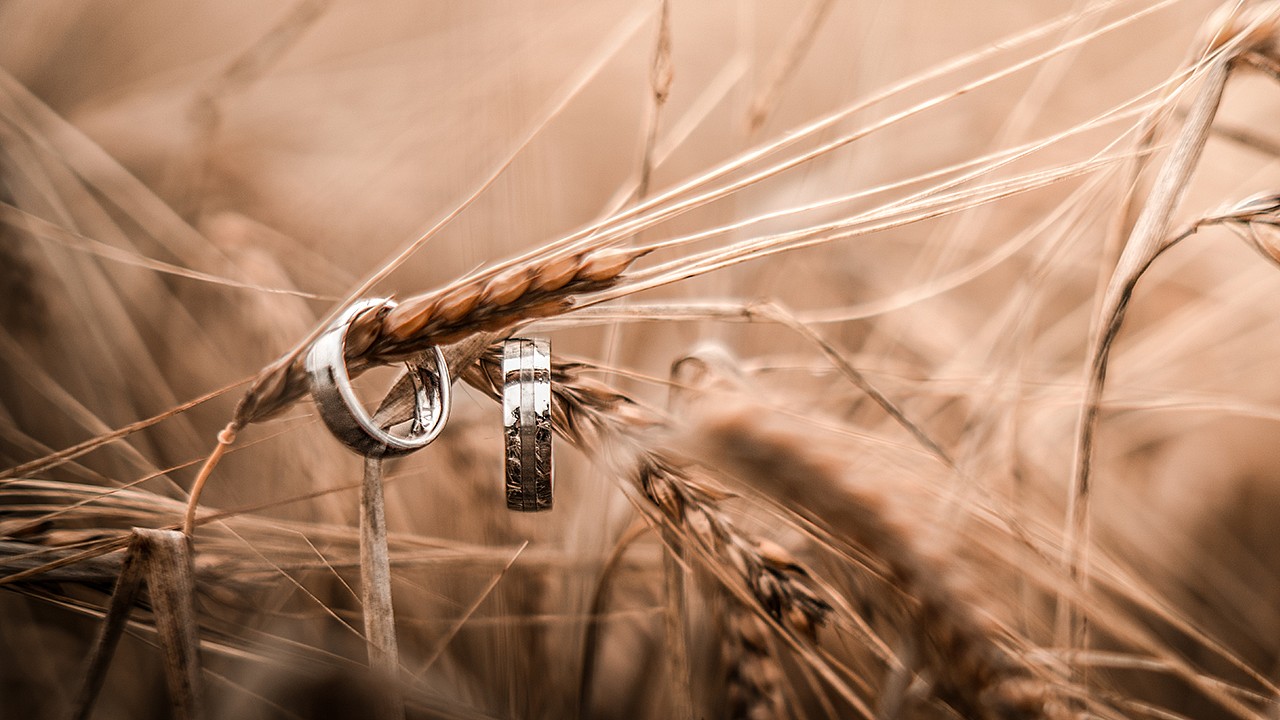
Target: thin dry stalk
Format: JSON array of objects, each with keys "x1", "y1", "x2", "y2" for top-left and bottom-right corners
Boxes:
[
  {"x1": 0, "y1": 205, "x2": 326, "y2": 300},
  {"x1": 637, "y1": 0, "x2": 673, "y2": 201},
  {"x1": 70, "y1": 528, "x2": 204, "y2": 720},
  {"x1": 577, "y1": 519, "x2": 649, "y2": 714},
  {"x1": 140, "y1": 529, "x2": 204, "y2": 720},
  {"x1": 753, "y1": 302, "x2": 953, "y2": 468},
  {"x1": 1058, "y1": 56, "x2": 1229, "y2": 652},
  {"x1": 660, "y1": 540, "x2": 695, "y2": 720},
  {"x1": 746, "y1": 0, "x2": 834, "y2": 132},
  {"x1": 1060, "y1": 9, "x2": 1280, "y2": 654},
  {"x1": 69, "y1": 532, "x2": 147, "y2": 720},
  {"x1": 359, "y1": 457, "x2": 404, "y2": 720}
]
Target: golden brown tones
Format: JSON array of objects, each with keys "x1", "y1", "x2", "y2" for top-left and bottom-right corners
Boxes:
[{"x1": 4, "y1": 2, "x2": 1280, "y2": 719}]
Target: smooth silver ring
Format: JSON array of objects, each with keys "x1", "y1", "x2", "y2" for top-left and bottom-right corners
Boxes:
[
  {"x1": 503, "y1": 337, "x2": 552, "y2": 511},
  {"x1": 306, "y1": 298, "x2": 451, "y2": 458}
]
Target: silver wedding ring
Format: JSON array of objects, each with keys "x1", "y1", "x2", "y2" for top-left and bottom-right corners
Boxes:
[
  {"x1": 503, "y1": 337, "x2": 553, "y2": 511},
  {"x1": 306, "y1": 298, "x2": 451, "y2": 458}
]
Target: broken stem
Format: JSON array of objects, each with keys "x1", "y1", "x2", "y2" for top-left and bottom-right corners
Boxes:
[{"x1": 360, "y1": 456, "x2": 404, "y2": 720}]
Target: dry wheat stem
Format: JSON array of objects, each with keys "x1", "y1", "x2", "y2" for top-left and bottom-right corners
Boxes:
[
  {"x1": 0, "y1": 478, "x2": 554, "y2": 581},
  {"x1": 753, "y1": 302, "x2": 954, "y2": 467},
  {"x1": 0, "y1": 533, "x2": 136, "y2": 587},
  {"x1": 577, "y1": 519, "x2": 649, "y2": 714},
  {"x1": 1096, "y1": 0, "x2": 1240, "y2": 276},
  {"x1": 636, "y1": 0, "x2": 672, "y2": 202},
  {"x1": 532, "y1": 166, "x2": 1089, "y2": 330},
  {"x1": 182, "y1": 424, "x2": 238, "y2": 537},
  {"x1": 527, "y1": 0, "x2": 1176, "y2": 282},
  {"x1": 36, "y1": 584, "x2": 503, "y2": 720},
  {"x1": 132, "y1": 529, "x2": 205, "y2": 720},
  {"x1": 26, "y1": 571, "x2": 352, "y2": 668},
  {"x1": 627, "y1": 108, "x2": 1170, "y2": 304},
  {"x1": 1076, "y1": 546, "x2": 1279, "y2": 716},
  {"x1": 1057, "y1": 19, "x2": 1275, "y2": 654},
  {"x1": 8, "y1": 420, "x2": 308, "y2": 538},
  {"x1": 68, "y1": 532, "x2": 148, "y2": 720},
  {"x1": 413, "y1": 541, "x2": 527, "y2": 678},
  {"x1": 70, "y1": 528, "x2": 204, "y2": 720},
  {"x1": 34, "y1": 586, "x2": 348, "y2": 718},
  {"x1": 915, "y1": 1, "x2": 1108, "y2": 287},
  {"x1": 516, "y1": 111, "x2": 1162, "y2": 335},
  {"x1": 358, "y1": 457, "x2": 404, "y2": 720},
  {"x1": 0, "y1": 326, "x2": 191, "y2": 491},
  {"x1": 598, "y1": 50, "x2": 749, "y2": 217},
  {"x1": 611, "y1": 0, "x2": 1156, "y2": 229},
  {"x1": 0, "y1": 68, "x2": 251, "y2": 278}
]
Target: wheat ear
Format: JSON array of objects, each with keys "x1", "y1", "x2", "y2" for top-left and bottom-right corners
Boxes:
[
  {"x1": 680, "y1": 403, "x2": 1068, "y2": 720},
  {"x1": 231, "y1": 247, "x2": 642, "y2": 427}
]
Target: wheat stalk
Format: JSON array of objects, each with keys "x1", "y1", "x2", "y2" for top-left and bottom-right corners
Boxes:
[{"x1": 1059, "y1": 5, "x2": 1280, "y2": 655}]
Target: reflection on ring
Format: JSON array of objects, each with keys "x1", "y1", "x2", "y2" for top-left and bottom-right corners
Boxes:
[{"x1": 306, "y1": 298, "x2": 450, "y2": 458}]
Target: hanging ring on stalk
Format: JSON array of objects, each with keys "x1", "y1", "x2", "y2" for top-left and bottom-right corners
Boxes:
[
  {"x1": 503, "y1": 337, "x2": 553, "y2": 511},
  {"x1": 306, "y1": 297, "x2": 451, "y2": 458}
]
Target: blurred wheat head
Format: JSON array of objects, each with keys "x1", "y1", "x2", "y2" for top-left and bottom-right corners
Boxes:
[{"x1": 4, "y1": 1, "x2": 1280, "y2": 719}]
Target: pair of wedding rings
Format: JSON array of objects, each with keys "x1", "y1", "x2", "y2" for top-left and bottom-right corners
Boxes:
[{"x1": 305, "y1": 298, "x2": 553, "y2": 511}]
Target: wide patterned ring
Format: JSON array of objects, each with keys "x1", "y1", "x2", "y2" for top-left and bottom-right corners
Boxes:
[{"x1": 503, "y1": 337, "x2": 553, "y2": 511}]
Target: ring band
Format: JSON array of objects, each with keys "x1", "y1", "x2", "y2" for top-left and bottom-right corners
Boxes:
[
  {"x1": 306, "y1": 298, "x2": 451, "y2": 458},
  {"x1": 503, "y1": 337, "x2": 552, "y2": 511}
]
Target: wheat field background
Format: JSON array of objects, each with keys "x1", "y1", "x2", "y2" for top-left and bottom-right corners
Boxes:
[{"x1": 3, "y1": 1, "x2": 1280, "y2": 718}]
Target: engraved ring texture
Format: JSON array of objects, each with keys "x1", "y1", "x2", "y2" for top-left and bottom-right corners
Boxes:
[
  {"x1": 503, "y1": 337, "x2": 552, "y2": 511},
  {"x1": 306, "y1": 298, "x2": 451, "y2": 458}
]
